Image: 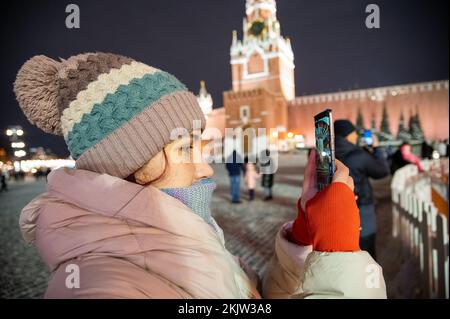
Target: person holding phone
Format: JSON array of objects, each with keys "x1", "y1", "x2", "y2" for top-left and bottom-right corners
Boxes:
[
  {"x1": 263, "y1": 150, "x2": 386, "y2": 298},
  {"x1": 333, "y1": 120, "x2": 390, "y2": 260},
  {"x1": 16, "y1": 53, "x2": 386, "y2": 299}
]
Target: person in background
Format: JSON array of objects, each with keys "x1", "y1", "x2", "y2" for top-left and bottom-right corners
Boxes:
[
  {"x1": 438, "y1": 139, "x2": 448, "y2": 158},
  {"x1": 333, "y1": 120, "x2": 390, "y2": 260},
  {"x1": 401, "y1": 143, "x2": 423, "y2": 172},
  {"x1": 391, "y1": 142, "x2": 423, "y2": 173},
  {"x1": 390, "y1": 143, "x2": 410, "y2": 174},
  {"x1": 421, "y1": 140, "x2": 434, "y2": 159},
  {"x1": 225, "y1": 150, "x2": 245, "y2": 204},
  {"x1": 445, "y1": 139, "x2": 450, "y2": 157},
  {"x1": 1, "y1": 169, "x2": 8, "y2": 192},
  {"x1": 260, "y1": 149, "x2": 275, "y2": 201},
  {"x1": 244, "y1": 158, "x2": 260, "y2": 201}
]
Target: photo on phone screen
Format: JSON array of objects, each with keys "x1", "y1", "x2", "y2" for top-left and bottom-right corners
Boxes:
[
  {"x1": 363, "y1": 129, "x2": 373, "y2": 146},
  {"x1": 314, "y1": 109, "x2": 335, "y2": 191}
]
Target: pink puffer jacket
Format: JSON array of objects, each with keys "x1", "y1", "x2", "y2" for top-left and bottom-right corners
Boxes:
[
  {"x1": 20, "y1": 168, "x2": 387, "y2": 299},
  {"x1": 19, "y1": 168, "x2": 260, "y2": 298}
]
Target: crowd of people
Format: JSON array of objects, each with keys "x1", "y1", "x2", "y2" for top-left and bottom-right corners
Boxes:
[
  {"x1": 225, "y1": 149, "x2": 275, "y2": 203},
  {"x1": 0, "y1": 167, "x2": 52, "y2": 192}
]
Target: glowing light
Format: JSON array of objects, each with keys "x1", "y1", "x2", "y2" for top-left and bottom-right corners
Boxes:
[
  {"x1": 16, "y1": 129, "x2": 24, "y2": 136},
  {"x1": 272, "y1": 131, "x2": 279, "y2": 138},
  {"x1": 287, "y1": 132, "x2": 294, "y2": 139},
  {"x1": 11, "y1": 142, "x2": 25, "y2": 148},
  {"x1": 17, "y1": 159, "x2": 76, "y2": 171},
  {"x1": 14, "y1": 150, "x2": 27, "y2": 158},
  {"x1": 432, "y1": 150, "x2": 440, "y2": 160},
  {"x1": 31, "y1": 168, "x2": 37, "y2": 174},
  {"x1": 391, "y1": 91, "x2": 398, "y2": 96},
  {"x1": 6, "y1": 129, "x2": 13, "y2": 136}
]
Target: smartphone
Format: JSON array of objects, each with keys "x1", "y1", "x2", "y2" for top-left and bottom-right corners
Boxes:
[
  {"x1": 363, "y1": 129, "x2": 373, "y2": 146},
  {"x1": 314, "y1": 109, "x2": 335, "y2": 191}
]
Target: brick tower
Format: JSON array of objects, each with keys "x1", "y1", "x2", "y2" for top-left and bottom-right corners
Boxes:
[{"x1": 223, "y1": 0, "x2": 294, "y2": 140}]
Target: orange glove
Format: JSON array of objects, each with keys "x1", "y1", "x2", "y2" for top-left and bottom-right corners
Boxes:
[
  {"x1": 290, "y1": 198, "x2": 312, "y2": 246},
  {"x1": 290, "y1": 150, "x2": 361, "y2": 252},
  {"x1": 305, "y1": 182, "x2": 360, "y2": 252}
]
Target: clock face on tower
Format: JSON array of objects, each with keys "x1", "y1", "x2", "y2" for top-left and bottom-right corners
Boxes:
[{"x1": 249, "y1": 20, "x2": 266, "y2": 37}]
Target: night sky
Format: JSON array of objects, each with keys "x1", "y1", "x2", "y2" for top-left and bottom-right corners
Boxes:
[{"x1": 1, "y1": 0, "x2": 448, "y2": 157}]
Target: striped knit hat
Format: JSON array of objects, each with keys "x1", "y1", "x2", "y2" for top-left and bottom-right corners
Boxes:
[{"x1": 13, "y1": 52, "x2": 205, "y2": 178}]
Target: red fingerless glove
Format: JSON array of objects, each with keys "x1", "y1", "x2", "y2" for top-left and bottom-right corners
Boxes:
[
  {"x1": 290, "y1": 198, "x2": 312, "y2": 246},
  {"x1": 305, "y1": 182, "x2": 361, "y2": 252}
]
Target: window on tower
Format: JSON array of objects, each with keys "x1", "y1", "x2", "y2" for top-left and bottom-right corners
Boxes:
[
  {"x1": 248, "y1": 52, "x2": 264, "y2": 74},
  {"x1": 240, "y1": 106, "x2": 251, "y2": 124},
  {"x1": 259, "y1": 9, "x2": 270, "y2": 19}
]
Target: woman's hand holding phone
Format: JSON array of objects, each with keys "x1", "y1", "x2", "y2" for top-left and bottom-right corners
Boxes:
[{"x1": 290, "y1": 149, "x2": 360, "y2": 252}]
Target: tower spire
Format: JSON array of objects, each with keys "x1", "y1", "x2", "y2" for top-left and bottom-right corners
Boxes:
[
  {"x1": 229, "y1": 0, "x2": 295, "y2": 100},
  {"x1": 197, "y1": 81, "x2": 213, "y2": 117}
]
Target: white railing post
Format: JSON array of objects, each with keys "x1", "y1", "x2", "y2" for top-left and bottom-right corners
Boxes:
[{"x1": 391, "y1": 160, "x2": 449, "y2": 299}]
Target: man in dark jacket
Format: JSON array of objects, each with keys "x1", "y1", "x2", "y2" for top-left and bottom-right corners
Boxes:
[
  {"x1": 260, "y1": 149, "x2": 275, "y2": 201},
  {"x1": 334, "y1": 120, "x2": 390, "y2": 260},
  {"x1": 225, "y1": 150, "x2": 245, "y2": 204}
]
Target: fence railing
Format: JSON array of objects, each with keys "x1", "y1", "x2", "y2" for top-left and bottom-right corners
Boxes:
[{"x1": 391, "y1": 159, "x2": 449, "y2": 299}]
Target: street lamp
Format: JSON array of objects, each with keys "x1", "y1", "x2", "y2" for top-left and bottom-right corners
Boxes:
[
  {"x1": 5, "y1": 125, "x2": 26, "y2": 172},
  {"x1": 6, "y1": 126, "x2": 24, "y2": 137}
]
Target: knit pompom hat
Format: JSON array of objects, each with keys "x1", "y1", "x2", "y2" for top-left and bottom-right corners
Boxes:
[{"x1": 14, "y1": 52, "x2": 205, "y2": 178}]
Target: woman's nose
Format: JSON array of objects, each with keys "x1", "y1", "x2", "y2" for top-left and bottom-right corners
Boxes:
[{"x1": 195, "y1": 162, "x2": 214, "y2": 180}]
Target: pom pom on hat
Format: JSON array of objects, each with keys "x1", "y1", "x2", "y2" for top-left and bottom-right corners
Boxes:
[{"x1": 14, "y1": 55, "x2": 63, "y2": 135}]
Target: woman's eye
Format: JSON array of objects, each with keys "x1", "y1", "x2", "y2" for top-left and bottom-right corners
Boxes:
[{"x1": 181, "y1": 145, "x2": 191, "y2": 152}]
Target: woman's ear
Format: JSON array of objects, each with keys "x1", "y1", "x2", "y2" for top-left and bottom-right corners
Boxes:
[{"x1": 134, "y1": 151, "x2": 166, "y2": 185}]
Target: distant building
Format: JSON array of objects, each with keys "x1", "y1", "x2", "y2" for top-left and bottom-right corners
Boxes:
[
  {"x1": 289, "y1": 81, "x2": 449, "y2": 146},
  {"x1": 197, "y1": 80, "x2": 213, "y2": 118},
  {"x1": 205, "y1": 0, "x2": 449, "y2": 150}
]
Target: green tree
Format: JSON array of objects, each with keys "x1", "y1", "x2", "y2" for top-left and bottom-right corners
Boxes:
[
  {"x1": 356, "y1": 108, "x2": 364, "y2": 134},
  {"x1": 379, "y1": 104, "x2": 393, "y2": 141},
  {"x1": 409, "y1": 106, "x2": 424, "y2": 141},
  {"x1": 397, "y1": 111, "x2": 411, "y2": 142}
]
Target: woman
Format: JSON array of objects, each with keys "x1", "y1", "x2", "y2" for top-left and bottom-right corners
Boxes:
[
  {"x1": 391, "y1": 143, "x2": 423, "y2": 174},
  {"x1": 16, "y1": 53, "x2": 386, "y2": 298},
  {"x1": 260, "y1": 149, "x2": 275, "y2": 200},
  {"x1": 244, "y1": 159, "x2": 260, "y2": 201}
]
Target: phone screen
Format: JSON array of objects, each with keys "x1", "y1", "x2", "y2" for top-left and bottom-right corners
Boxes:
[
  {"x1": 314, "y1": 109, "x2": 335, "y2": 191},
  {"x1": 363, "y1": 129, "x2": 373, "y2": 146}
]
